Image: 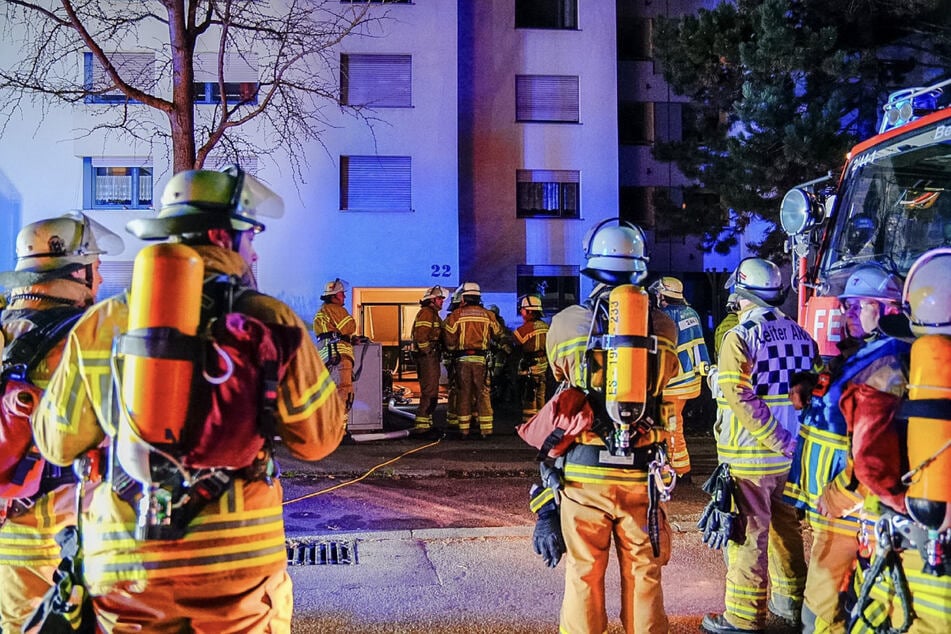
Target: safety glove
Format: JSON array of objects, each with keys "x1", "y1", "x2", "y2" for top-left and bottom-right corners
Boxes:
[
  {"x1": 697, "y1": 463, "x2": 737, "y2": 549},
  {"x1": 531, "y1": 503, "x2": 566, "y2": 568}
]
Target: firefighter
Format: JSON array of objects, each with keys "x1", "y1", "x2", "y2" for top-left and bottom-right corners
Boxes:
[
  {"x1": 649, "y1": 276, "x2": 711, "y2": 479},
  {"x1": 486, "y1": 304, "x2": 517, "y2": 410},
  {"x1": 443, "y1": 281, "x2": 502, "y2": 439},
  {"x1": 32, "y1": 166, "x2": 346, "y2": 631},
  {"x1": 314, "y1": 278, "x2": 357, "y2": 411},
  {"x1": 702, "y1": 257, "x2": 821, "y2": 634},
  {"x1": 443, "y1": 286, "x2": 464, "y2": 435},
  {"x1": 714, "y1": 292, "x2": 740, "y2": 360},
  {"x1": 845, "y1": 249, "x2": 951, "y2": 633},
  {"x1": 530, "y1": 219, "x2": 679, "y2": 633},
  {"x1": 412, "y1": 285, "x2": 447, "y2": 438},
  {"x1": 0, "y1": 213, "x2": 121, "y2": 631},
  {"x1": 513, "y1": 293, "x2": 549, "y2": 423},
  {"x1": 783, "y1": 264, "x2": 907, "y2": 633}
]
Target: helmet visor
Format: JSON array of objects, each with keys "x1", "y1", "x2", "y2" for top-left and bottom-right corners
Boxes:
[{"x1": 226, "y1": 166, "x2": 284, "y2": 230}]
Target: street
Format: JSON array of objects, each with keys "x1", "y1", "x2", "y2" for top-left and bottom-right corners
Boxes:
[{"x1": 277, "y1": 416, "x2": 806, "y2": 633}]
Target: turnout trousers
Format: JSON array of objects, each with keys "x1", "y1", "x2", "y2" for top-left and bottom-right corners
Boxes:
[
  {"x1": 92, "y1": 569, "x2": 293, "y2": 634},
  {"x1": 668, "y1": 395, "x2": 691, "y2": 475},
  {"x1": 413, "y1": 350, "x2": 441, "y2": 430},
  {"x1": 724, "y1": 471, "x2": 806, "y2": 630},
  {"x1": 802, "y1": 523, "x2": 864, "y2": 633},
  {"x1": 559, "y1": 480, "x2": 671, "y2": 634},
  {"x1": 456, "y1": 359, "x2": 493, "y2": 436}
]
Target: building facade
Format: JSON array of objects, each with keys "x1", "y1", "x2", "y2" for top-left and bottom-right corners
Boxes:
[{"x1": 0, "y1": 1, "x2": 737, "y2": 347}]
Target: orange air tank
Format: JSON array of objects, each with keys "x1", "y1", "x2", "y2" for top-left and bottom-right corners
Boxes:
[
  {"x1": 122, "y1": 243, "x2": 204, "y2": 446},
  {"x1": 906, "y1": 334, "x2": 951, "y2": 533},
  {"x1": 605, "y1": 284, "x2": 650, "y2": 450}
]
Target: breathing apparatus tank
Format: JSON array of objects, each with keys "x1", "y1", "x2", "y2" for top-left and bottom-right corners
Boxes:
[
  {"x1": 121, "y1": 243, "x2": 204, "y2": 445},
  {"x1": 604, "y1": 284, "x2": 650, "y2": 455},
  {"x1": 116, "y1": 243, "x2": 204, "y2": 539},
  {"x1": 906, "y1": 335, "x2": 951, "y2": 533}
]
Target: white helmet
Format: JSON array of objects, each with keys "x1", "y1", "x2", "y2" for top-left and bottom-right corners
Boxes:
[
  {"x1": 321, "y1": 278, "x2": 350, "y2": 298},
  {"x1": 581, "y1": 219, "x2": 649, "y2": 285},
  {"x1": 421, "y1": 285, "x2": 448, "y2": 302},
  {"x1": 0, "y1": 212, "x2": 123, "y2": 287},
  {"x1": 903, "y1": 247, "x2": 951, "y2": 336},
  {"x1": 649, "y1": 276, "x2": 684, "y2": 300},
  {"x1": 725, "y1": 257, "x2": 785, "y2": 306},
  {"x1": 839, "y1": 264, "x2": 903, "y2": 304},
  {"x1": 519, "y1": 294, "x2": 543, "y2": 311},
  {"x1": 460, "y1": 281, "x2": 481, "y2": 297}
]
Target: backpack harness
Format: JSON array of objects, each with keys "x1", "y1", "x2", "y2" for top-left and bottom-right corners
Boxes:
[
  {"x1": 103, "y1": 275, "x2": 283, "y2": 541},
  {"x1": 0, "y1": 306, "x2": 84, "y2": 525}
]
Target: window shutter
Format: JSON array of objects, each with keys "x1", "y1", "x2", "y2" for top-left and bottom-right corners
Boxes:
[
  {"x1": 89, "y1": 52, "x2": 154, "y2": 94},
  {"x1": 341, "y1": 54, "x2": 412, "y2": 107},
  {"x1": 341, "y1": 156, "x2": 412, "y2": 211},
  {"x1": 194, "y1": 52, "x2": 258, "y2": 82},
  {"x1": 516, "y1": 75, "x2": 579, "y2": 122}
]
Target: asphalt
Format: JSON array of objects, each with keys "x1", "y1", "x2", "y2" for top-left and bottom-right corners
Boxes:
[{"x1": 272, "y1": 389, "x2": 795, "y2": 634}]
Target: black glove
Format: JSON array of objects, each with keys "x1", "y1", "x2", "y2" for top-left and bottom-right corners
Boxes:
[
  {"x1": 697, "y1": 463, "x2": 738, "y2": 549},
  {"x1": 697, "y1": 502, "x2": 735, "y2": 549},
  {"x1": 533, "y1": 506, "x2": 566, "y2": 568}
]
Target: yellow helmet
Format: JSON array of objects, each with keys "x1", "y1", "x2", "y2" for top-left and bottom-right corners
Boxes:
[
  {"x1": 0, "y1": 212, "x2": 123, "y2": 287},
  {"x1": 127, "y1": 165, "x2": 284, "y2": 240},
  {"x1": 519, "y1": 294, "x2": 543, "y2": 311},
  {"x1": 649, "y1": 276, "x2": 684, "y2": 300}
]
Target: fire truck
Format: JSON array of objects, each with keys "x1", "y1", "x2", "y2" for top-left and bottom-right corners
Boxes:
[{"x1": 781, "y1": 78, "x2": 951, "y2": 355}]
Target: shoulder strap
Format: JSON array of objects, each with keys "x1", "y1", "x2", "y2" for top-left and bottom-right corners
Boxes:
[{"x1": 2, "y1": 306, "x2": 84, "y2": 373}]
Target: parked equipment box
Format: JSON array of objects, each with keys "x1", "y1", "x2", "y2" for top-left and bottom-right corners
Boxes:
[{"x1": 342, "y1": 341, "x2": 383, "y2": 432}]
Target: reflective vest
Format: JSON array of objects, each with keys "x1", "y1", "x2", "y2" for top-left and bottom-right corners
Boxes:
[
  {"x1": 716, "y1": 306, "x2": 820, "y2": 477},
  {"x1": 661, "y1": 303, "x2": 710, "y2": 398}
]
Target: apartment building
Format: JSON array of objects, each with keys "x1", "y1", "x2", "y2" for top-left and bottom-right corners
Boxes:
[{"x1": 0, "y1": 1, "x2": 733, "y2": 345}]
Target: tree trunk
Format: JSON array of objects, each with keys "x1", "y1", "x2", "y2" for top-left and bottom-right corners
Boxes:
[{"x1": 168, "y1": 3, "x2": 196, "y2": 172}]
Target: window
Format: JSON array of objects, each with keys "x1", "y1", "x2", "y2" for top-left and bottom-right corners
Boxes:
[
  {"x1": 340, "y1": 54, "x2": 412, "y2": 107},
  {"x1": 193, "y1": 52, "x2": 259, "y2": 105},
  {"x1": 618, "y1": 101, "x2": 654, "y2": 145},
  {"x1": 515, "y1": 0, "x2": 577, "y2": 30},
  {"x1": 617, "y1": 18, "x2": 652, "y2": 61},
  {"x1": 516, "y1": 75, "x2": 579, "y2": 123},
  {"x1": 517, "y1": 170, "x2": 579, "y2": 218},
  {"x1": 340, "y1": 155, "x2": 411, "y2": 212},
  {"x1": 83, "y1": 158, "x2": 153, "y2": 210},
  {"x1": 517, "y1": 265, "x2": 580, "y2": 317},
  {"x1": 83, "y1": 52, "x2": 153, "y2": 104},
  {"x1": 619, "y1": 186, "x2": 657, "y2": 228}
]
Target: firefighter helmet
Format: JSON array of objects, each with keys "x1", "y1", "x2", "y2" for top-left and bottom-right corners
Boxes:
[
  {"x1": 839, "y1": 264, "x2": 903, "y2": 304},
  {"x1": 460, "y1": 281, "x2": 481, "y2": 296},
  {"x1": 903, "y1": 247, "x2": 951, "y2": 336},
  {"x1": 725, "y1": 257, "x2": 785, "y2": 306},
  {"x1": 649, "y1": 276, "x2": 684, "y2": 300},
  {"x1": 0, "y1": 212, "x2": 124, "y2": 287},
  {"x1": 519, "y1": 294, "x2": 543, "y2": 311},
  {"x1": 321, "y1": 278, "x2": 350, "y2": 299},
  {"x1": 126, "y1": 165, "x2": 284, "y2": 240},
  {"x1": 421, "y1": 285, "x2": 447, "y2": 302},
  {"x1": 581, "y1": 219, "x2": 649, "y2": 285}
]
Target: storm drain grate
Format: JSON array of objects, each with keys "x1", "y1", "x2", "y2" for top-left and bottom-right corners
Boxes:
[{"x1": 286, "y1": 540, "x2": 359, "y2": 566}]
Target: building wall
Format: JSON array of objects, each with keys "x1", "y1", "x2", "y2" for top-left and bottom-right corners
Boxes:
[
  {"x1": 0, "y1": 2, "x2": 458, "y2": 324},
  {"x1": 459, "y1": 1, "x2": 620, "y2": 303}
]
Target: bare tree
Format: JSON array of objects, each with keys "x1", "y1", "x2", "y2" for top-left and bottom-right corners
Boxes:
[{"x1": 0, "y1": 0, "x2": 388, "y2": 178}]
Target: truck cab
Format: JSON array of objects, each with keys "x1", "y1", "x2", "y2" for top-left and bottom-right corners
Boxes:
[{"x1": 781, "y1": 79, "x2": 951, "y2": 355}]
